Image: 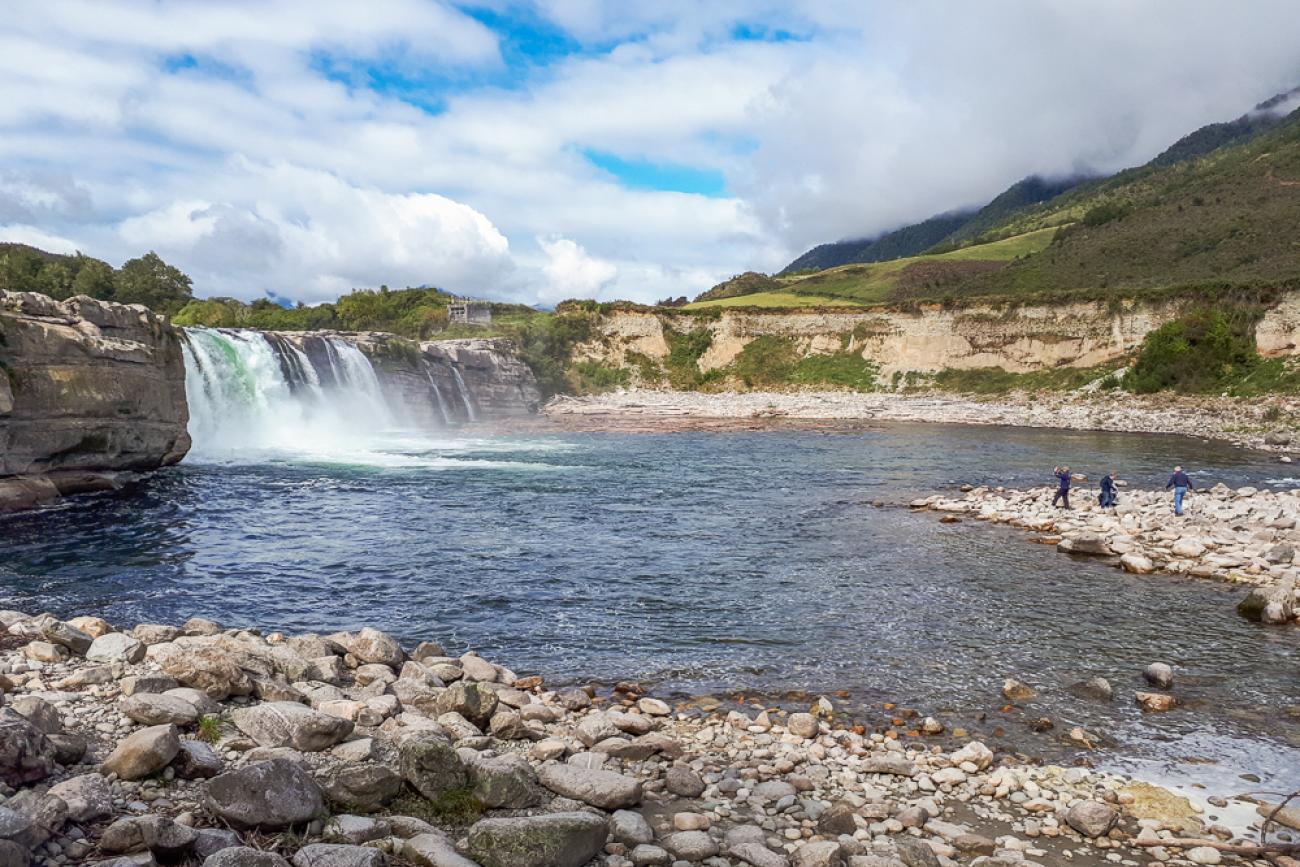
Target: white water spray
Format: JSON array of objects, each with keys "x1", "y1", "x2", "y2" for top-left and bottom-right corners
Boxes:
[{"x1": 181, "y1": 328, "x2": 399, "y2": 461}]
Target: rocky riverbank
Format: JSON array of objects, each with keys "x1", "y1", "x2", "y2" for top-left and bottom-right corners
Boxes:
[
  {"x1": 543, "y1": 391, "x2": 1299, "y2": 452},
  {"x1": 0, "y1": 292, "x2": 190, "y2": 513},
  {"x1": 1, "y1": 610, "x2": 1296, "y2": 867},
  {"x1": 910, "y1": 485, "x2": 1300, "y2": 625}
]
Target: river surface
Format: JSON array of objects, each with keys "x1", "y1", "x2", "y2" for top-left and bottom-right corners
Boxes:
[{"x1": 2, "y1": 421, "x2": 1298, "y2": 794}]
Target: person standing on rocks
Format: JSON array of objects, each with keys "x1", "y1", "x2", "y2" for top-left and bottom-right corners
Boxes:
[
  {"x1": 1052, "y1": 465, "x2": 1072, "y2": 509},
  {"x1": 1099, "y1": 470, "x2": 1119, "y2": 508},
  {"x1": 1166, "y1": 465, "x2": 1194, "y2": 516}
]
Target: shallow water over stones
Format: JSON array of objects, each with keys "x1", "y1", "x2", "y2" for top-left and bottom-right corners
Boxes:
[{"x1": 2, "y1": 423, "x2": 1298, "y2": 789}]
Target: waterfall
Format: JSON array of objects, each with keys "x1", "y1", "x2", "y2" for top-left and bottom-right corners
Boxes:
[
  {"x1": 425, "y1": 370, "x2": 452, "y2": 426},
  {"x1": 181, "y1": 328, "x2": 398, "y2": 460},
  {"x1": 450, "y1": 365, "x2": 480, "y2": 423}
]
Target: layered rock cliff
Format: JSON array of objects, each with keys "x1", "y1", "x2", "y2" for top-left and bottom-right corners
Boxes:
[
  {"x1": 275, "y1": 332, "x2": 540, "y2": 423},
  {"x1": 574, "y1": 294, "x2": 1300, "y2": 387},
  {"x1": 0, "y1": 291, "x2": 190, "y2": 510}
]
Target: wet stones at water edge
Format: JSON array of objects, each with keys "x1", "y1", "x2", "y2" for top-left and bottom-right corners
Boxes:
[
  {"x1": 916, "y1": 484, "x2": 1300, "y2": 625},
  {"x1": 0, "y1": 608, "x2": 1275, "y2": 867}
]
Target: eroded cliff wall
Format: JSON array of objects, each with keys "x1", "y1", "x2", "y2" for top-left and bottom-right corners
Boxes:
[
  {"x1": 277, "y1": 331, "x2": 540, "y2": 424},
  {"x1": 0, "y1": 291, "x2": 190, "y2": 510},
  {"x1": 575, "y1": 294, "x2": 1300, "y2": 386}
]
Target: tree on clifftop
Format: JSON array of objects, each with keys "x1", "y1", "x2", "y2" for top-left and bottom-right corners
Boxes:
[{"x1": 113, "y1": 252, "x2": 193, "y2": 313}]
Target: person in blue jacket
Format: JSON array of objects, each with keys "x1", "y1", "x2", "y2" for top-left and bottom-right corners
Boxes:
[
  {"x1": 1099, "y1": 470, "x2": 1119, "y2": 508},
  {"x1": 1166, "y1": 465, "x2": 1193, "y2": 516},
  {"x1": 1052, "y1": 465, "x2": 1072, "y2": 509}
]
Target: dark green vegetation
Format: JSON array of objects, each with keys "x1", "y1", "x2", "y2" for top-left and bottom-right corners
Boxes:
[
  {"x1": 729, "y1": 336, "x2": 880, "y2": 390},
  {"x1": 174, "y1": 287, "x2": 538, "y2": 338},
  {"x1": 386, "y1": 789, "x2": 485, "y2": 828},
  {"x1": 925, "y1": 364, "x2": 1124, "y2": 395},
  {"x1": 0, "y1": 244, "x2": 193, "y2": 314},
  {"x1": 1126, "y1": 303, "x2": 1300, "y2": 396}
]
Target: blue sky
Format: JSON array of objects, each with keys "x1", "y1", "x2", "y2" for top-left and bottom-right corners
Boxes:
[{"x1": 1, "y1": 1, "x2": 1298, "y2": 305}]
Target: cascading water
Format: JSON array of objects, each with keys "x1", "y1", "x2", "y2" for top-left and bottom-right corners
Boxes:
[
  {"x1": 450, "y1": 365, "x2": 480, "y2": 423},
  {"x1": 181, "y1": 328, "x2": 401, "y2": 461}
]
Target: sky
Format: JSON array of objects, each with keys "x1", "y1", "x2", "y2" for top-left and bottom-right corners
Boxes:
[{"x1": 2, "y1": 1, "x2": 1299, "y2": 307}]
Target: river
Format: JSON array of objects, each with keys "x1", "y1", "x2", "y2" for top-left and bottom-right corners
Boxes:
[{"x1": 2, "y1": 420, "x2": 1297, "y2": 798}]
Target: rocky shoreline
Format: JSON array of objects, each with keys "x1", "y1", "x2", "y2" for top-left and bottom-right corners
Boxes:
[
  {"x1": 542, "y1": 391, "x2": 1299, "y2": 453},
  {"x1": 909, "y1": 484, "x2": 1300, "y2": 626},
  {"x1": 1, "y1": 610, "x2": 1297, "y2": 867}
]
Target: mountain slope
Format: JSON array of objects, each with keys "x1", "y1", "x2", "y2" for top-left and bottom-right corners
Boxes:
[{"x1": 770, "y1": 87, "x2": 1300, "y2": 288}]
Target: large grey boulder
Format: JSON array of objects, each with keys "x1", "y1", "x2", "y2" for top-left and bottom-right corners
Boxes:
[
  {"x1": 536, "y1": 763, "x2": 642, "y2": 809},
  {"x1": 0, "y1": 712, "x2": 56, "y2": 786},
  {"x1": 290, "y1": 843, "x2": 387, "y2": 867},
  {"x1": 466, "y1": 812, "x2": 608, "y2": 867},
  {"x1": 664, "y1": 830, "x2": 719, "y2": 861},
  {"x1": 321, "y1": 763, "x2": 403, "y2": 813},
  {"x1": 346, "y1": 628, "x2": 405, "y2": 668},
  {"x1": 403, "y1": 832, "x2": 479, "y2": 866},
  {"x1": 120, "y1": 694, "x2": 200, "y2": 727},
  {"x1": 87, "y1": 632, "x2": 146, "y2": 664},
  {"x1": 231, "y1": 702, "x2": 354, "y2": 752},
  {"x1": 203, "y1": 847, "x2": 292, "y2": 866},
  {"x1": 460, "y1": 751, "x2": 544, "y2": 809},
  {"x1": 149, "y1": 642, "x2": 253, "y2": 700},
  {"x1": 204, "y1": 760, "x2": 325, "y2": 829},
  {"x1": 100, "y1": 814, "x2": 198, "y2": 856},
  {"x1": 102, "y1": 724, "x2": 181, "y2": 780},
  {"x1": 48, "y1": 773, "x2": 113, "y2": 822},
  {"x1": 398, "y1": 733, "x2": 467, "y2": 801},
  {"x1": 435, "y1": 682, "x2": 498, "y2": 727},
  {"x1": 1065, "y1": 800, "x2": 1118, "y2": 837}
]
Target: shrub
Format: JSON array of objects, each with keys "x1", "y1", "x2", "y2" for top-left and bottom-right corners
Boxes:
[{"x1": 1125, "y1": 306, "x2": 1260, "y2": 394}]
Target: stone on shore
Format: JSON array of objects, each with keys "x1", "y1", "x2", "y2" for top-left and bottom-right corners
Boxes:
[
  {"x1": 466, "y1": 812, "x2": 608, "y2": 867},
  {"x1": 403, "y1": 831, "x2": 481, "y2": 867},
  {"x1": 536, "y1": 763, "x2": 643, "y2": 809},
  {"x1": 230, "y1": 702, "x2": 354, "y2": 752},
  {"x1": 0, "y1": 713, "x2": 56, "y2": 787},
  {"x1": 461, "y1": 751, "x2": 544, "y2": 809},
  {"x1": 102, "y1": 724, "x2": 181, "y2": 780},
  {"x1": 120, "y1": 693, "x2": 201, "y2": 727},
  {"x1": 398, "y1": 732, "x2": 467, "y2": 800},
  {"x1": 86, "y1": 632, "x2": 146, "y2": 664},
  {"x1": 290, "y1": 843, "x2": 387, "y2": 867},
  {"x1": 1065, "y1": 800, "x2": 1118, "y2": 837},
  {"x1": 787, "y1": 712, "x2": 820, "y2": 739},
  {"x1": 204, "y1": 759, "x2": 325, "y2": 829},
  {"x1": 204, "y1": 847, "x2": 293, "y2": 866}
]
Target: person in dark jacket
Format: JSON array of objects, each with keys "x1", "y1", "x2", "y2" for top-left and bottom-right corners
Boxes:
[
  {"x1": 1052, "y1": 465, "x2": 1072, "y2": 509},
  {"x1": 1166, "y1": 465, "x2": 1193, "y2": 516},
  {"x1": 1099, "y1": 470, "x2": 1118, "y2": 508}
]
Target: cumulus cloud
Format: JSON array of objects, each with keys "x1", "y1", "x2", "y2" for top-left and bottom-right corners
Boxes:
[
  {"x1": 0, "y1": 225, "x2": 81, "y2": 255},
  {"x1": 0, "y1": 1, "x2": 1298, "y2": 303},
  {"x1": 538, "y1": 237, "x2": 618, "y2": 302},
  {"x1": 117, "y1": 162, "x2": 514, "y2": 303}
]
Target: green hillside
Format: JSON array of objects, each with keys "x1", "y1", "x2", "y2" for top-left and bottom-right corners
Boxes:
[
  {"x1": 775, "y1": 227, "x2": 1059, "y2": 304},
  {"x1": 935, "y1": 109, "x2": 1300, "y2": 301}
]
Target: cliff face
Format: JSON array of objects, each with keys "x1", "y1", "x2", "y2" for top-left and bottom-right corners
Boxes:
[
  {"x1": 276, "y1": 331, "x2": 540, "y2": 424},
  {"x1": 576, "y1": 294, "x2": 1300, "y2": 386},
  {"x1": 0, "y1": 291, "x2": 190, "y2": 510}
]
